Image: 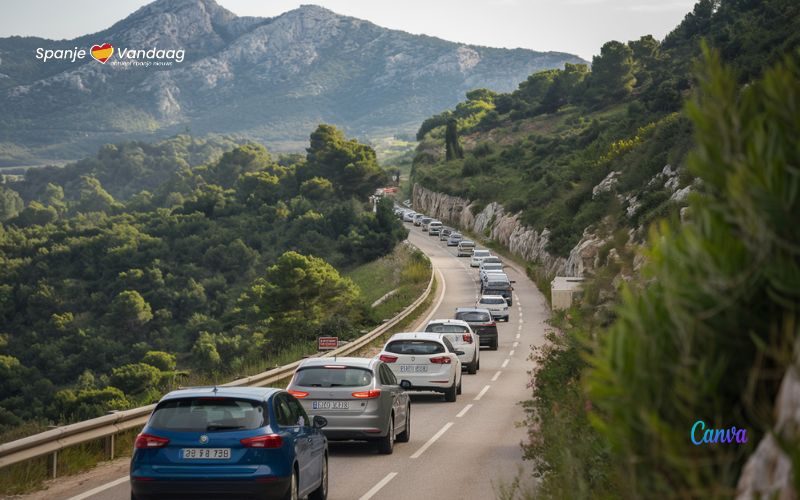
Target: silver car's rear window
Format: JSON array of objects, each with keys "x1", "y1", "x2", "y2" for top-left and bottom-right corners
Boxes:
[
  {"x1": 294, "y1": 367, "x2": 373, "y2": 388},
  {"x1": 385, "y1": 340, "x2": 445, "y2": 355},
  {"x1": 425, "y1": 324, "x2": 469, "y2": 334},
  {"x1": 150, "y1": 398, "x2": 267, "y2": 432},
  {"x1": 480, "y1": 298, "x2": 507, "y2": 305}
]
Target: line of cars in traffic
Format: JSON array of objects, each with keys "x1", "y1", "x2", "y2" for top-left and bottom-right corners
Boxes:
[{"x1": 129, "y1": 205, "x2": 514, "y2": 500}]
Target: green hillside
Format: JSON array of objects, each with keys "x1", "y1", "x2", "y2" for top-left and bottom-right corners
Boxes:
[
  {"x1": 0, "y1": 125, "x2": 408, "y2": 437},
  {"x1": 412, "y1": 0, "x2": 800, "y2": 496},
  {"x1": 412, "y1": 0, "x2": 799, "y2": 257}
]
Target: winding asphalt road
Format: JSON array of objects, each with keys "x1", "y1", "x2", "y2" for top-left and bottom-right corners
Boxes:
[{"x1": 20, "y1": 223, "x2": 550, "y2": 500}]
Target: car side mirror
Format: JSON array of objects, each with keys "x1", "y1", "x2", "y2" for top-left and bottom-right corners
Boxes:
[
  {"x1": 399, "y1": 380, "x2": 412, "y2": 390},
  {"x1": 455, "y1": 350, "x2": 465, "y2": 356},
  {"x1": 313, "y1": 415, "x2": 328, "y2": 429},
  {"x1": 510, "y1": 280, "x2": 516, "y2": 284}
]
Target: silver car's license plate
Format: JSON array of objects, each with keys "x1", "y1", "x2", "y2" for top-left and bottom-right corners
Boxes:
[
  {"x1": 312, "y1": 401, "x2": 350, "y2": 410},
  {"x1": 182, "y1": 448, "x2": 230, "y2": 459},
  {"x1": 399, "y1": 364, "x2": 428, "y2": 373}
]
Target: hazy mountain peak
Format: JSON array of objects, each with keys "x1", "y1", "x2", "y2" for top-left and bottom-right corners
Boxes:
[{"x1": 0, "y1": 0, "x2": 586, "y2": 164}]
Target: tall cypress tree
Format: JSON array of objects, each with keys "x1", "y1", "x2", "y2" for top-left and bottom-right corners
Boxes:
[{"x1": 444, "y1": 118, "x2": 464, "y2": 161}]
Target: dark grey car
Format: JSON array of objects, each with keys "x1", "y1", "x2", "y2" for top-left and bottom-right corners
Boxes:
[{"x1": 286, "y1": 357, "x2": 411, "y2": 454}]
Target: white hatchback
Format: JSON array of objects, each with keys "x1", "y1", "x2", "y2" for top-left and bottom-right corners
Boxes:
[
  {"x1": 377, "y1": 332, "x2": 463, "y2": 402},
  {"x1": 470, "y1": 249, "x2": 492, "y2": 267},
  {"x1": 423, "y1": 319, "x2": 480, "y2": 374},
  {"x1": 477, "y1": 295, "x2": 510, "y2": 321}
]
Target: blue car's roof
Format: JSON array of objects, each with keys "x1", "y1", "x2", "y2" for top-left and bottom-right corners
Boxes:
[{"x1": 159, "y1": 386, "x2": 281, "y2": 402}]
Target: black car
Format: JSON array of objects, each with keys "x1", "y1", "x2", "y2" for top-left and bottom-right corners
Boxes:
[{"x1": 454, "y1": 307, "x2": 498, "y2": 350}]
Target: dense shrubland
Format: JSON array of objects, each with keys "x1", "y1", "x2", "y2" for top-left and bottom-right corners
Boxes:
[
  {"x1": 411, "y1": 0, "x2": 800, "y2": 496},
  {"x1": 522, "y1": 48, "x2": 799, "y2": 498},
  {"x1": 0, "y1": 124, "x2": 408, "y2": 435}
]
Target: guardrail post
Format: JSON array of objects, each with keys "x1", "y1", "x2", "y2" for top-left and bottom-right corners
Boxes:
[
  {"x1": 105, "y1": 433, "x2": 115, "y2": 460},
  {"x1": 105, "y1": 411, "x2": 118, "y2": 460},
  {"x1": 47, "y1": 451, "x2": 57, "y2": 479}
]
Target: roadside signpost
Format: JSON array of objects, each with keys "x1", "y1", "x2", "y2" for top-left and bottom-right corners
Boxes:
[{"x1": 318, "y1": 337, "x2": 338, "y2": 351}]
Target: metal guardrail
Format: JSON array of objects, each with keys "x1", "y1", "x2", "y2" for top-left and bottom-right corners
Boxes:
[{"x1": 0, "y1": 261, "x2": 436, "y2": 477}]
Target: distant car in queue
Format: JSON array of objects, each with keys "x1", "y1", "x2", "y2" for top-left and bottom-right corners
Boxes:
[
  {"x1": 454, "y1": 307, "x2": 498, "y2": 350},
  {"x1": 423, "y1": 319, "x2": 480, "y2": 374}
]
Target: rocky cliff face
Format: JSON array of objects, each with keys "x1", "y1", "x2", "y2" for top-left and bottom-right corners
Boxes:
[
  {"x1": 412, "y1": 183, "x2": 604, "y2": 277},
  {"x1": 736, "y1": 363, "x2": 800, "y2": 499},
  {"x1": 413, "y1": 161, "x2": 693, "y2": 279},
  {"x1": 0, "y1": 0, "x2": 585, "y2": 164}
]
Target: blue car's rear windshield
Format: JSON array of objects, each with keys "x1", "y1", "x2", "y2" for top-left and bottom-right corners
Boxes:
[
  {"x1": 149, "y1": 397, "x2": 267, "y2": 432},
  {"x1": 294, "y1": 367, "x2": 373, "y2": 387}
]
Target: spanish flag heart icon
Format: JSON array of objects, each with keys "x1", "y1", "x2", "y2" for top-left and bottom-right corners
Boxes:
[{"x1": 90, "y1": 43, "x2": 114, "y2": 63}]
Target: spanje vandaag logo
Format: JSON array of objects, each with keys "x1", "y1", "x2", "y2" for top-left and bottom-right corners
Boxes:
[
  {"x1": 90, "y1": 43, "x2": 114, "y2": 63},
  {"x1": 35, "y1": 42, "x2": 184, "y2": 67}
]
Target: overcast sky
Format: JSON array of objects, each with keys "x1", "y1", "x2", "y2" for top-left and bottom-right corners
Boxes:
[{"x1": 0, "y1": 0, "x2": 697, "y2": 60}]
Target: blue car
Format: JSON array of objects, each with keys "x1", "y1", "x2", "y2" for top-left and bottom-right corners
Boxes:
[{"x1": 130, "y1": 386, "x2": 328, "y2": 500}]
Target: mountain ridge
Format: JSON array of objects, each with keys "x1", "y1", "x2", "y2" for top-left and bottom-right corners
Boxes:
[{"x1": 0, "y1": 1, "x2": 585, "y2": 165}]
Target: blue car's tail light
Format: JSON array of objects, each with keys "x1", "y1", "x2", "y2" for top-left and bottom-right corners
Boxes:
[
  {"x1": 134, "y1": 433, "x2": 170, "y2": 449},
  {"x1": 240, "y1": 434, "x2": 283, "y2": 448}
]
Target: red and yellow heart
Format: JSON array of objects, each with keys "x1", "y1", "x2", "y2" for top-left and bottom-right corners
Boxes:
[{"x1": 90, "y1": 43, "x2": 114, "y2": 63}]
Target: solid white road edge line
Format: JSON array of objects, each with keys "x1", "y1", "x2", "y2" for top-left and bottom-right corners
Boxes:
[
  {"x1": 474, "y1": 385, "x2": 491, "y2": 401},
  {"x1": 456, "y1": 404, "x2": 474, "y2": 418},
  {"x1": 501, "y1": 359, "x2": 510, "y2": 368},
  {"x1": 66, "y1": 475, "x2": 129, "y2": 500},
  {"x1": 411, "y1": 422, "x2": 454, "y2": 459},
  {"x1": 359, "y1": 472, "x2": 399, "y2": 500},
  {"x1": 491, "y1": 371, "x2": 502, "y2": 382}
]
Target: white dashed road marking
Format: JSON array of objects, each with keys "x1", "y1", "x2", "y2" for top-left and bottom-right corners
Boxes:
[
  {"x1": 491, "y1": 371, "x2": 502, "y2": 381},
  {"x1": 456, "y1": 404, "x2": 474, "y2": 418},
  {"x1": 474, "y1": 385, "x2": 491, "y2": 401},
  {"x1": 360, "y1": 472, "x2": 399, "y2": 500},
  {"x1": 501, "y1": 359, "x2": 510, "y2": 368},
  {"x1": 411, "y1": 422, "x2": 454, "y2": 459}
]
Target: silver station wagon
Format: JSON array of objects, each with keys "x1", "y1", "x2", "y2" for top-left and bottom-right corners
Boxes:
[{"x1": 286, "y1": 357, "x2": 411, "y2": 454}]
